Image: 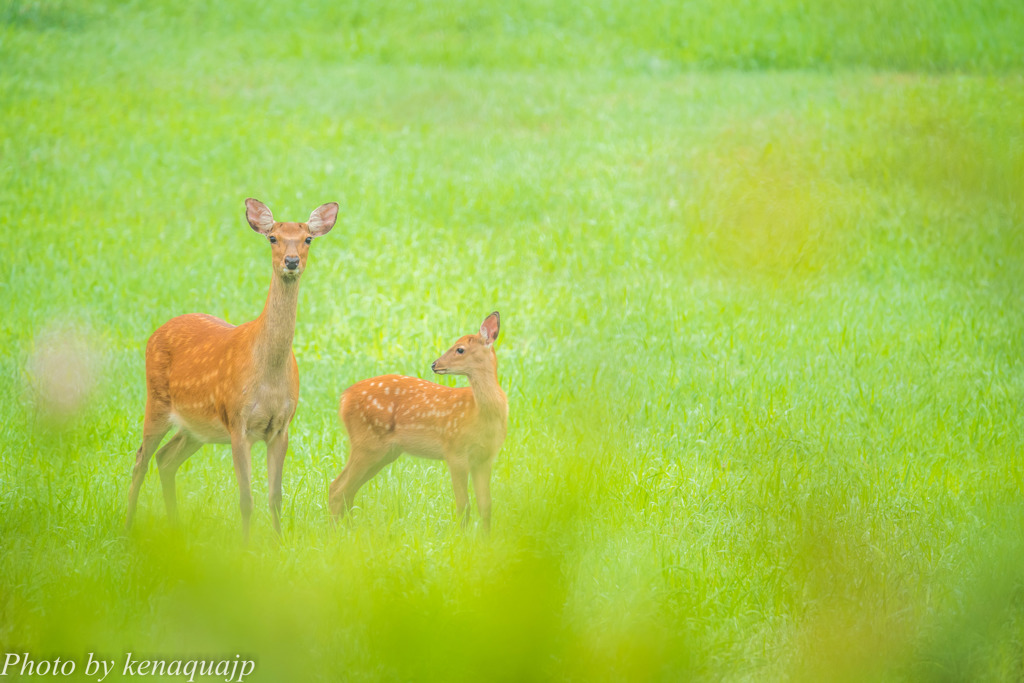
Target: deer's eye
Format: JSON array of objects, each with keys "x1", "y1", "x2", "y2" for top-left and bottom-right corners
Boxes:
[
  {"x1": 305, "y1": 236, "x2": 312, "y2": 245},
  {"x1": 457, "y1": 347, "x2": 465, "y2": 354},
  {"x1": 268, "y1": 236, "x2": 277, "y2": 244}
]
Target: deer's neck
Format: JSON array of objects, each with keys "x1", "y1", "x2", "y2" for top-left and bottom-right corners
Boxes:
[
  {"x1": 252, "y1": 274, "x2": 299, "y2": 372},
  {"x1": 468, "y1": 360, "x2": 507, "y2": 422}
]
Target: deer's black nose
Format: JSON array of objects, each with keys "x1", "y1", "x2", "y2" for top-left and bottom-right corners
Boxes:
[{"x1": 285, "y1": 256, "x2": 300, "y2": 270}]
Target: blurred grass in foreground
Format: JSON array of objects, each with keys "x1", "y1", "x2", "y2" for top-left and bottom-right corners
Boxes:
[{"x1": 2, "y1": 0, "x2": 1024, "y2": 680}]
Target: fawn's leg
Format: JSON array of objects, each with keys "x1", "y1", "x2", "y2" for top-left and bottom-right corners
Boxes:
[
  {"x1": 328, "y1": 447, "x2": 395, "y2": 519},
  {"x1": 446, "y1": 457, "x2": 471, "y2": 527},
  {"x1": 470, "y1": 459, "x2": 493, "y2": 533}
]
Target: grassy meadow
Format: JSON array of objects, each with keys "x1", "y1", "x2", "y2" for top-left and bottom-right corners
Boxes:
[{"x1": 2, "y1": 0, "x2": 1024, "y2": 680}]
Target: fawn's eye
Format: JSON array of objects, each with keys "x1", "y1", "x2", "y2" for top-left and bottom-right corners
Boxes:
[
  {"x1": 305, "y1": 237, "x2": 312, "y2": 244},
  {"x1": 268, "y1": 236, "x2": 277, "y2": 244},
  {"x1": 457, "y1": 347, "x2": 465, "y2": 354}
]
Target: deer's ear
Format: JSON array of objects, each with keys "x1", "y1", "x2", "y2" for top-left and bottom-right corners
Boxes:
[
  {"x1": 308, "y1": 202, "x2": 339, "y2": 237},
  {"x1": 480, "y1": 311, "x2": 500, "y2": 345},
  {"x1": 245, "y1": 198, "x2": 275, "y2": 235}
]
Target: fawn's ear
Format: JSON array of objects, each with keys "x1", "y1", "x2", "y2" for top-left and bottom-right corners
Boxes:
[
  {"x1": 308, "y1": 202, "x2": 339, "y2": 237},
  {"x1": 480, "y1": 311, "x2": 500, "y2": 345},
  {"x1": 245, "y1": 198, "x2": 275, "y2": 235}
]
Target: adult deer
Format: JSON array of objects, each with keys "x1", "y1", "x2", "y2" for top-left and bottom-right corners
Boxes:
[
  {"x1": 329, "y1": 312, "x2": 507, "y2": 531},
  {"x1": 125, "y1": 198, "x2": 338, "y2": 539}
]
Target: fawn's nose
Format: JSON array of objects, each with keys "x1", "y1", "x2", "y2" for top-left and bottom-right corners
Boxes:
[
  {"x1": 285, "y1": 256, "x2": 300, "y2": 270},
  {"x1": 430, "y1": 361, "x2": 437, "y2": 371}
]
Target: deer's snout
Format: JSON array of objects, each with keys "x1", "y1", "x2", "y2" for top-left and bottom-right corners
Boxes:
[{"x1": 285, "y1": 256, "x2": 300, "y2": 270}]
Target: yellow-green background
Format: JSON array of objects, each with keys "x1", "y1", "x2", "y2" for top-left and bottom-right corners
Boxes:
[{"x1": 2, "y1": 1, "x2": 1023, "y2": 680}]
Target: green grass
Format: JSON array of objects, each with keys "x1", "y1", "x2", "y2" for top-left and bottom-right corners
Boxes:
[{"x1": 2, "y1": 0, "x2": 1024, "y2": 680}]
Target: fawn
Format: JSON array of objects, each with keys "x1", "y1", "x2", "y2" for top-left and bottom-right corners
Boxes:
[
  {"x1": 125, "y1": 198, "x2": 338, "y2": 539},
  {"x1": 329, "y1": 312, "x2": 507, "y2": 530}
]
